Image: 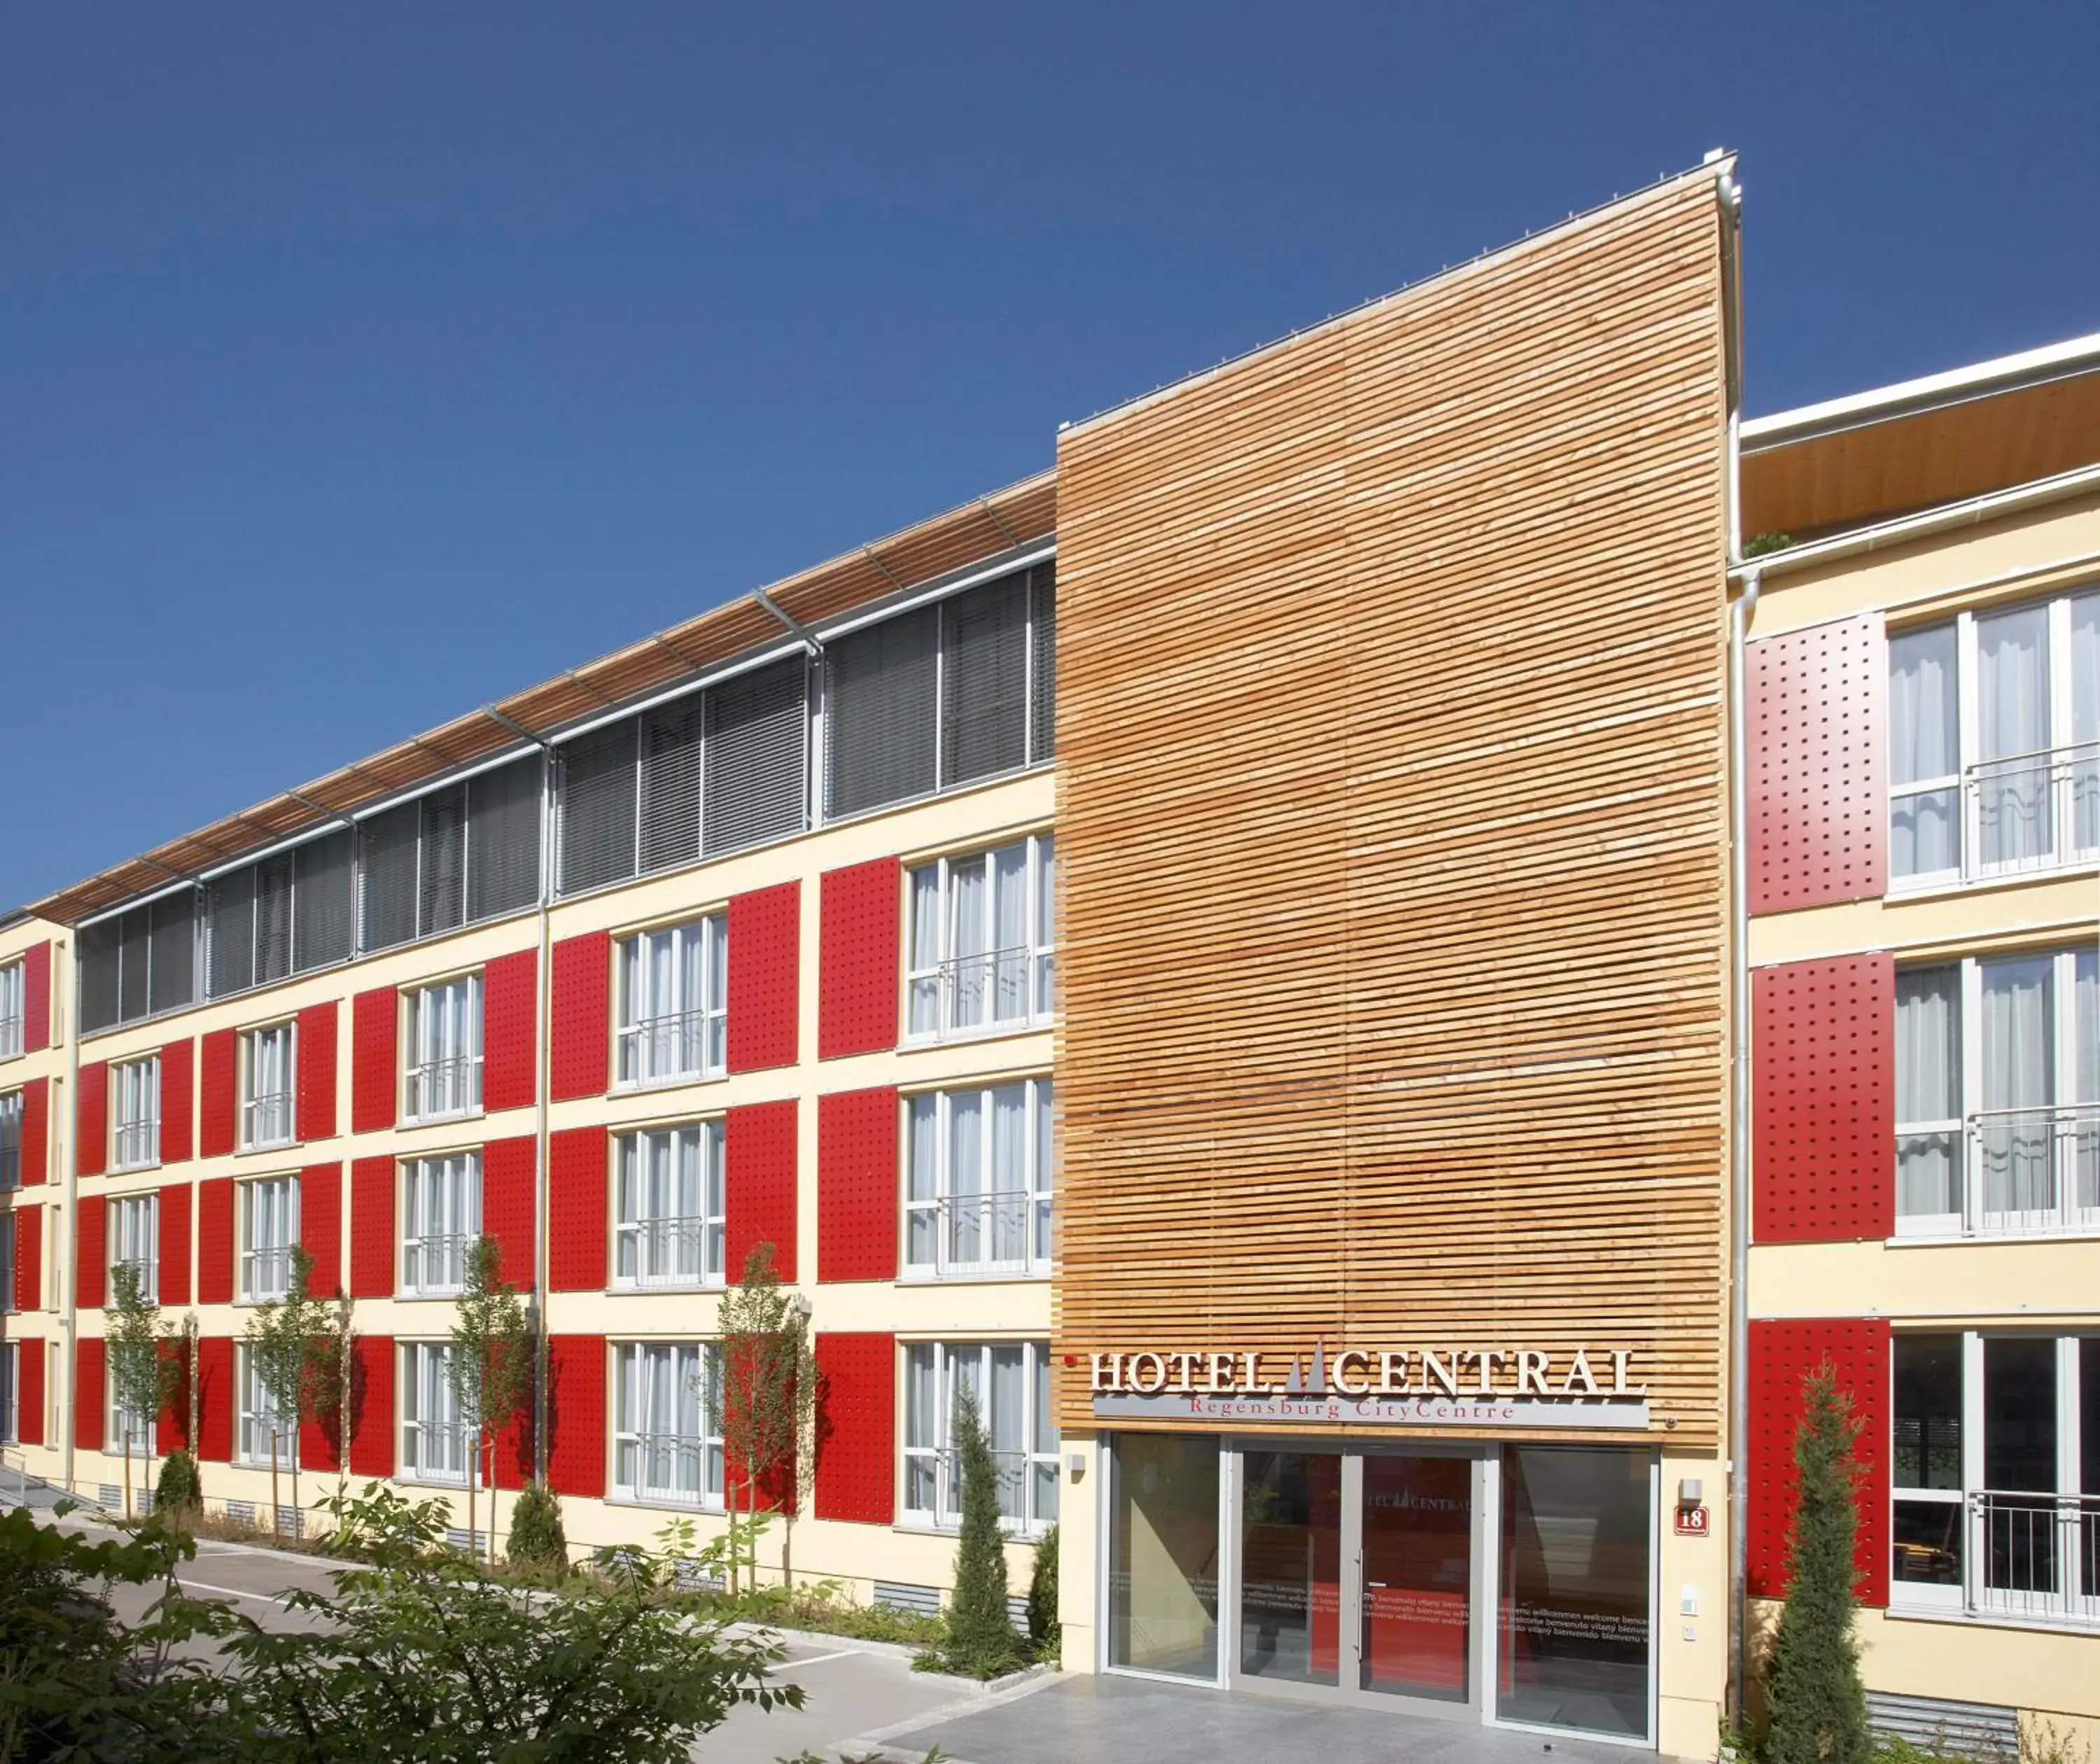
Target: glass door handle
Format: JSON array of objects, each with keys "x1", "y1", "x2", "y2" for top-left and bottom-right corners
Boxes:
[{"x1": 1366, "y1": 1581, "x2": 1387, "y2": 1588}]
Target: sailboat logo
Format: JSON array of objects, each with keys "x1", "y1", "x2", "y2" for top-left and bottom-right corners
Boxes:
[{"x1": 1282, "y1": 1338, "x2": 1330, "y2": 1398}]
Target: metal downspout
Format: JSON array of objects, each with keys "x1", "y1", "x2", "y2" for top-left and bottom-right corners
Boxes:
[
  {"x1": 1728, "y1": 566, "x2": 1760, "y2": 1732},
  {"x1": 531, "y1": 746, "x2": 554, "y2": 1489}
]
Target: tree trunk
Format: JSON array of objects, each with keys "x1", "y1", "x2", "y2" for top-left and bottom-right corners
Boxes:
[
  {"x1": 123, "y1": 1438, "x2": 133, "y2": 1520},
  {"x1": 468, "y1": 1450, "x2": 479, "y2": 1562},
  {"x1": 270, "y1": 1436, "x2": 282, "y2": 1540}
]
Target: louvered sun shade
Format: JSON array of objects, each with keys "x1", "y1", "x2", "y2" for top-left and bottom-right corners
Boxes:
[
  {"x1": 705, "y1": 657, "x2": 807, "y2": 854},
  {"x1": 78, "y1": 890, "x2": 198, "y2": 1034},
  {"x1": 825, "y1": 605, "x2": 938, "y2": 818},
  {"x1": 293, "y1": 830, "x2": 356, "y2": 969}
]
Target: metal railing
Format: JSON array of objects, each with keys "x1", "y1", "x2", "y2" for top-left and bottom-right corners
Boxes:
[
  {"x1": 1968, "y1": 1490, "x2": 2100, "y2": 1627},
  {"x1": 613, "y1": 1215, "x2": 718, "y2": 1289},
  {"x1": 618, "y1": 1009, "x2": 723, "y2": 1086},
  {"x1": 402, "y1": 1419, "x2": 472, "y2": 1485},
  {"x1": 916, "y1": 947, "x2": 1047, "y2": 1040},
  {"x1": 111, "y1": 1256, "x2": 157, "y2": 1305},
  {"x1": 905, "y1": 1189, "x2": 1048, "y2": 1278},
  {"x1": 615, "y1": 1431, "x2": 719, "y2": 1507},
  {"x1": 0, "y1": 1014, "x2": 22, "y2": 1060},
  {"x1": 241, "y1": 1245, "x2": 293, "y2": 1303},
  {"x1": 402, "y1": 1232, "x2": 476, "y2": 1296},
  {"x1": 1902, "y1": 1105, "x2": 2099, "y2": 1236},
  {"x1": 113, "y1": 1119, "x2": 160, "y2": 1170},
  {"x1": 243, "y1": 1089, "x2": 295, "y2": 1148},
  {"x1": 1967, "y1": 741, "x2": 2100, "y2": 880},
  {"x1": 908, "y1": 1446, "x2": 1051, "y2": 1531},
  {"x1": 405, "y1": 1055, "x2": 482, "y2": 1122}
]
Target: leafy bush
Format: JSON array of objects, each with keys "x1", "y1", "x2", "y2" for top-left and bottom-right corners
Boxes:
[
  {"x1": 1026, "y1": 1524, "x2": 1060, "y2": 1656},
  {"x1": 155, "y1": 1448, "x2": 202, "y2": 1521},
  {"x1": 506, "y1": 1480, "x2": 569, "y2": 1574},
  {"x1": 685, "y1": 1578, "x2": 945, "y2": 1646}
]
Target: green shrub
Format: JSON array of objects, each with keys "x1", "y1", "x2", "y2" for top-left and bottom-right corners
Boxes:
[
  {"x1": 1026, "y1": 1524, "x2": 1059, "y2": 1656},
  {"x1": 506, "y1": 1481, "x2": 568, "y2": 1574},
  {"x1": 154, "y1": 1449, "x2": 202, "y2": 1522},
  {"x1": 928, "y1": 1385, "x2": 1024, "y2": 1679}
]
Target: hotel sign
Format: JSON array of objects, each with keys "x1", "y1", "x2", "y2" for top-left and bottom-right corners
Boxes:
[{"x1": 1087, "y1": 1342, "x2": 1651, "y2": 1430}]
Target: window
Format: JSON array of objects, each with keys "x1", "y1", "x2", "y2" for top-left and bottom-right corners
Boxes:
[
  {"x1": 612, "y1": 1341, "x2": 722, "y2": 1508},
  {"x1": 0, "y1": 960, "x2": 22, "y2": 1058},
  {"x1": 906, "y1": 834, "x2": 1056, "y2": 1041},
  {"x1": 237, "y1": 1343, "x2": 297, "y2": 1469},
  {"x1": 239, "y1": 1175, "x2": 298, "y2": 1303},
  {"x1": 112, "y1": 1056, "x2": 161, "y2": 1170},
  {"x1": 108, "y1": 1368, "x2": 152, "y2": 1459},
  {"x1": 0, "y1": 1089, "x2": 21, "y2": 1191},
  {"x1": 1896, "y1": 944, "x2": 2099, "y2": 1236},
  {"x1": 401, "y1": 1341, "x2": 469, "y2": 1484},
  {"x1": 405, "y1": 976, "x2": 482, "y2": 1122},
  {"x1": 0, "y1": 1213, "x2": 14, "y2": 1313},
  {"x1": 1892, "y1": 1333, "x2": 2100, "y2": 1628},
  {"x1": 902, "y1": 1340, "x2": 1058, "y2": 1534},
  {"x1": 241, "y1": 1023, "x2": 296, "y2": 1150},
  {"x1": 615, "y1": 1124, "x2": 724, "y2": 1290},
  {"x1": 904, "y1": 1080, "x2": 1054, "y2": 1278},
  {"x1": 1889, "y1": 589, "x2": 2099, "y2": 886},
  {"x1": 354, "y1": 756, "x2": 544, "y2": 957},
  {"x1": 108, "y1": 1194, "x2": 159, "y2": 1303},
  {"x1": 79, "y1": 891, "x2": 197, "y2": 1033},
  {"x1": 617, "y1": 917, "x2": 727, "y2": 1088},
  {"x1": 0, "y1": 1343, "x2": 17, "y2": 1443},
  {"x1": 402, "y1": 1153, "x2": 480, "y2": 1297}
]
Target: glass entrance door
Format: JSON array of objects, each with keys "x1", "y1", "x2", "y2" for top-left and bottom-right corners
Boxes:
[{"x1": 1361, "y1": 1454, "x2": 1474, "y2": 1702}]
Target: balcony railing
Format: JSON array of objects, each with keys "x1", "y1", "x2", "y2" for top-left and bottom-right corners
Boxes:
[
  {"x1": 1968, "y1": 1490, "x2": 2100, "y2": 1628},
  {"x1": 403, "y1": 1419, "x2": 472, "y2": 1484},
  {"x1": 617, "y1": 1009, "x2": 723, "y2": 1088},
  {"x1": 911, "y1": 947, "x2": 1052, "y2": 1041},
  {"x1": 113, "y1": 1119, "x2": 160, "y2": 1170},
  {"x1": 904, "y1": 1189, "x2": 1049, "y2": 1278},
  {"x1": 112, "y1": 1256, "x2": 157, "y2": 1306},
  {"x1": 1967, "y1": 741, "x2": 2099, "y2": 881},
  {"x1": 242, "y1": 1089, "x2": 295, "y2": 1149},
  {"x1": 906, "y1": 1446, "x2": 1053, "y2": 1531},
  {"x1": 614, "y1": 1431, "x2": 720, "y2": 1507},
  {"x1": 241, "y1": 1245, "x2": 293, "y2": 1303},
  {"x1": 402, "y1": 1232, "x2": 475, "y2": 1296},
  {"x1": 1897, "y1": 1104, "x2": 2099, "y2": 1238},
  {"x1": 405, "y1": 1056, "x2": 482, "y2": 1123},
  {"x1": 0, "y1": 1014, "x2": 21, "y2": 1060},
  {"x1": 613, "y1": 1216, "x2": 719, "y2": 1290}
]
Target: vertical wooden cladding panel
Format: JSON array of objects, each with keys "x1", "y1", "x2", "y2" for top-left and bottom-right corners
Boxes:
[
  {"x1": 295, "y1": 1002, "x2": 337, "y2": 1142},
  {"x1": 158, "y1": 1182, "x2": 191, "y2": 1307},
  {"x1": 547, "y1": 1125, "x2": 608, "y2": 1292},
  {"x1": 347, "y1": 1336, "x2": 393, "y2": 1477},
  {"x1": 76, "y1": 1195, "x2": 106, "y2": 1310},
  {"x1": 729, "y1": 881, "x2": 801, "y2": 1072},
  {"x1": 725, "y1": 1100, "x2": 797, "y2": 1282},
  {"x1": 349, "y1": 1156, "x2": 396, "y2": 1298},
  {"x1": 482, "y1": 1136, "x2": 536, "y2": 1287},
  {"x1": 1748, "y1": 617, "x2": 1887, "y2": 914},
  {"x1": 351, "y1": 986, "x2": 398, "y2": 1133},
  {"x1": 20, "y1": 1077, "x2": 48, "y2": 1183},
  {"x1": 200, "y1": 1029, "x2": 237, "y2": 1158},
  {"x1": 544, "y1": 1334, "x2": 606, "y2": 1499},
  {"x1": 1746, "y1": 1317, "x2": 1890, "y2": 1606},
  {"x1": 550, "y1": 932, "x2": 611, "y2": 1101},
  {"x1": 1052, "y1": 174, "x2": 1733, "y2": 1438},
  {"x1": 300, "y1": 1161, "x2": 343, "y2": 1297},
  {"x1": 75, "y1": 1338, "x2": 105, "y2": 1452},
  {"x1": 482, "y1": 948, "x2": 538, "y2": 1112},
  {"x1": 21, "y1": 940, "x2": 51, "y2": 1051},
  {"x1": 1753, "y1": 955, "x2": 1894, "y2": 1242},
  {"x1": 814, "y1": 1331, "x2": 895, "y2": 1523},
  {"x1": 160, "y1": 1040, "x2": 193, "y2": 1165},
  {"x1": 14, "y1": 1205, "x2": 41, "y2": 1310},
  {"x1": 18, "y1": 1338, "x2": 44, "y2": 1443},
  {"x1": 76, "y1": 1060, "x2": 108, "y2": 1178},
  {"x1": 818, "y1": 1088, "x2": 898, "y2": 1283},
  {"x1": 818, "y1": 862, "x2": 897, "y2": 1060},
  {"x1": 196, "y1": 1177, "x2": 234, "y2": 1306}
]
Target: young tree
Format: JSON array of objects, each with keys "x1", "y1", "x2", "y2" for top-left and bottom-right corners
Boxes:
[
  {"x1": 939, "y1": 1383, "x2": 1022, "y2": 1677},
  {"x1": 447, "y1": 1235, "x2": 534, "y2": 1560},
  {"x1": 243, "y1": 1246, "x2": 332, "y2": 1536},
  {"x1": 1765, "y1": 1361, "x2": 1871, "y2": 1764},
  {"x1": 105, "y1": 1264, "x2": 167, "y2": 1520},
  {"x1": 304, "y1": 1289, "x2": 359, "y2": 1507},
  {"x1": 709, "y1": 1241, "x2": 816, "y2": 1592}
]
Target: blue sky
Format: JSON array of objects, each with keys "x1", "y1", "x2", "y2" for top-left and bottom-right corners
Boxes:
[{"x1": 4, "y1": 4, "x2": 2096, "y2": 910}]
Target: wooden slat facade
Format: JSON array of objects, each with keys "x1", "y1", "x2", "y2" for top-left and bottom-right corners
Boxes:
[{"x1": 1052, "y1": 173, "x2": 1734, "y2": 1449}]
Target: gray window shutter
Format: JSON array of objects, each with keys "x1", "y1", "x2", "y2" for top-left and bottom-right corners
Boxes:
[
  {"x1": 254, "y1": 855, "x2": 293, "y2": 985},
  {"x1": 557, "y1": 718, "x2": 639, "y2": 897},
  {"x1": 941, "y1": 573, "x2": 1030, "y2": 787},
  {"x1": 148, "y1": 890, "x2": 197, "y2": 1014},
  {"x1": 419, "y1": 786, "x2": 467, "y2": 937},
  {"x1": 358, "y1": 804, "x2": 419, "y2": 953},
  {"x1": 704, "y1": 658, "x2": 807, "y2": 856},
  {"x1": 207, "y1": 868, "x2": 256, "y2": 999},
  {"x1": 1029, "y1": 568, "x2": 1056, "y2": 763},
  {"x1": 825, "y1": 605, "x2": 937, "y2": 819},
  {"x1": 293, "y1": 831, "x2": 354, "y2": 972},
  {"x1": 79, "y1": 920, "x2": 121, "y2": 1033},
  {"x1": 117, "y1": 906, "x2": 150, "y2": 1023},
  {"x1": 638, "y1": 699, "x2": 704, "y2": 876},
  {"x1": 467, "y1": 756, "x2": 542, "y2": 922}
]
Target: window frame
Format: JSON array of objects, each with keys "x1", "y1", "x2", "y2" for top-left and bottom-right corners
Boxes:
[
  {"x1": 900, "y1": 1339, "x2": 1058, "y2": 1536},
  {"x1": 611, "y1": 1339, "x2": 723, "y2": 1511},
  {"x1": 400, "y1": 1340, "x2": 470, "y2": 1486},
  {"x1": 904, "y1": 834, "x2": 1056, "y2": 1044},
  {"x1": 400, "y1": 1151, "x2": 481, "y2": 1298},
  {"x1": 0, "y1": 1088, "x2": 21, "y2": 1192},
  {"x1": 108, "y1": 1193, "x2": 160, "y2": 1305},
  {"x1": 0, "y1": 960, "x2": 22, "y2": 1060},
  {"x1": 612, "y1": 1122, "x2": 725, "y2": 1292},
  {"x1": 0, "y1": 1341, "x2": 17, "y2": 1444},
  {"x1": 614, "y1": 915, "x2": 727, "y2": 1090},
  {"x1": 402, "y1": 974, "x2": 484, "y2": 1125},
  {"x1": 902, "y1": 1078, "x2": 1055, "y2": 1280},
  {"x1": 235, "y1": 1340, "x2": 299, "y2": 1470},
  {"x1": 239, "y1": 1021, "x2": 298, "y2": 1152},
  {"x1": 237, "y1": 1174, "x2": 300, "y2": 1304},
  {"x1": 107, "y1": 1364, "x2": 153, "y2": 1459},
  {"x1": 111, "y1": 1054, "x2": 162, "y2": 1172},
  {"x1": 0, "y1": 1212, "x2": 15, "y2": 1315}
]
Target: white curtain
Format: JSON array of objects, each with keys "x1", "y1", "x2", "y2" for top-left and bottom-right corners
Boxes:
[
  {"x1": 2073, "y1": 594, "x2": 2098, "y2": 854},
  {"x1": 1894, "y1": 967, "x2": 1960, "y2": 1218},
  {"x1": 1035, "y1": 1082, "x2": 1056, "y2": 1263},
  {"x1": 951, "y1": 858, "x2": 988, "y2": 1027},
  {"x1": 2076, "y1": 949, "x2": 2098, "y2": 1210},
  {"x1": 992, "y1": 1085, "x2": 1027, "y2": 1260},
  {"x1": 993, "y1": 841, "x2": 1029, "y2": 1020},
  {"x1": 1890, "y1": 625, "x2": 1959, "y2": 877},
  {"x1": 988, "y1": 1347, "x2": 1026, "y2": 1518},
  {"x1": 949, "y1": 1092, "x2": 984, "y2": 1264},
  {"x1": 906, "y1": 1095, "x2": 939, "y2": 1266},
  {"x1": 908, "y1": 867, "x2": 943, "y2": 1033},
  {"x1": 1977, "y1": 606, "x2": 2052, "y2": 864},
  {"x1": 1980, "y1": 955, "x2": 2054, "y2": 1213}
]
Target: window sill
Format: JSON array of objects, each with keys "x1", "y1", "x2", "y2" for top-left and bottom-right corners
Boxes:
[
  {"x1": 894, "y1": 1518, "x2": 1050, "y2": 1544},
  {"x1": 1886, "y1": 1602, "x2": 2100, "y2": 1637},
  {"x1": 610, "y1": 1071, "x2": 727, "y2": 1098},
  {"x1": 400, "y1": 1108, "x2": 484, "y2": 1130},
  {"x1": 109, "y1": 1158, "x2": 162, "y2": 1177},
  {"x1": 238, "y1": 1139, "x2": 298, "y2": 1158},
  {"x1": 897, "y1": 1270, "x2": 1052, "y2": 1287},
  {"x1": 398, "y1": 1473, "x2": 472, "y2": 1491},
  {"x1": 606, "y1": 1491, "x2": 726, "y2": 1516},
  {"x1": 234, "y1": 1455, "x2": 299, "y2": 1473},
  {"x1": 1886, "y1": 1227, "x2": 2100, "y2": 1248},
  {"x1": 397, "y1": 1289, "x2": 467, "y2": 1303},
  {"x1": 1885, "y1": 858, "x2": 2099, "y2": 904},
  {"x1": 608, "y1": 1281, "x2": 726, "y2": 1297},
  {"x1": 900, "y1": 1019, "x2": 1057, "y2": 1055}
]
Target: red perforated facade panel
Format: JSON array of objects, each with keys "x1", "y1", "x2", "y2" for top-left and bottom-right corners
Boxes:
[
  {"x1": 728, "y1": 881, "x2": 801, "y2": 1072},
  {"x1": 76, "y1": 1060, "x2": 108, "y2": 1179},
  {"x1": 544, "y1": 1334, "x2": 606, "y2": 1499},
  {"x1": 482, "y1": 1135, "x2": 536, "y2": 1287},
  {"x1": 296, "y1": 1002, "x2": 337, "y2": 1142},
  {"x1": 200, "y1": 1029, "x2": 237, "y2": 1158},
  {"x1": 21, "y1": 941, "x2": 51, "y2": 1052},
  {"x1": 815, "y1": 1331, "x2": 895, "y2": 1524},
  {"x1": 1748, "y1": 615, "x2": 1887, "y2": 915},
  {"x1": 482, "y1": 949, "x2": 538, "y2": 1113},
  {"x1": 158, "y1": 1182, "x2": 190, "y2": 1308},
  {"x1": 819, "y1": 861, "x2": 899, "y2": 1059},
  {"x1": 76, "y1": 1194, "x2": 106, "y2": 1310},
  {"x1": 551, "y1": 932, "x2": 610, "y2": 1101},
  {"x1": 547, "y1": 1125, "x2": 608, "y2": 1292},
  {"x1": 1753, "y1": 955, "x2": 1893, "y2": 1243},
  {"x1": 14, "y1": 1208, "x2": 41, "y2": 1311},
  {"x1": 196, "y1": 1177, "x2": 234, "y2": 1306},
  {"x1": 725, "y1": 1100, "x2": 798, "y2": 1283},
  {"x1": 1746, "y1": 1317, "x2": 1890, "y2": 1605},
  {"x1": 301, "y1": 1162, "x2": 343, "y2": 1298},
  {"x1": 197, "y1": 1336, "x2": 235, "y2": 1462},
  {"x1": 351, "y1": 987, "x2": 398, "y2": 1133},
  {"x1": 75, "y1": 1338, "x2": 105, "y2": 1452},
  {"x1": 348, "y1": 1336, "x2": 393, "y2": 1478},
  {"x1": 20, "y1": 1077, "x2": 47, "y2": 1184},
  {"x1": 17, "y1": 1338, "x2": 44, "y2": 1445},
  {"x1": 349, "y1": 1156, "x2": 395, "y2": 1298},
  {"x1": 160, "y1": 1040, "x2": 193, "y2": 1164},
  {"x1": 818, "y1": 1088, "x2": 897, "y2": 1283},
  {"x1": 157, "y1": 1343, "x2": 187, "y2": 1455}
]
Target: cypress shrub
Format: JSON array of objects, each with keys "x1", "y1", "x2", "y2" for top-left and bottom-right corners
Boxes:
[
  {"x1": 506, "y1": 1482, "x2": 569, "y2": 1576},
  {"x1": 940, "y1": 1386, "x2": 1022, "y2": 1677},
  {"x1": 1026, "y1": 1522, "x2": 1060, "y2": 1656},
  {"x1": 154, "y1": 1450, "x2": 201, "y2": 1525}
]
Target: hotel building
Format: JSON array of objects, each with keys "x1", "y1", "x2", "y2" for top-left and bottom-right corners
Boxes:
[{"x1": 0, "y1": 156, "x2": 2092, "y2": 1756}]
